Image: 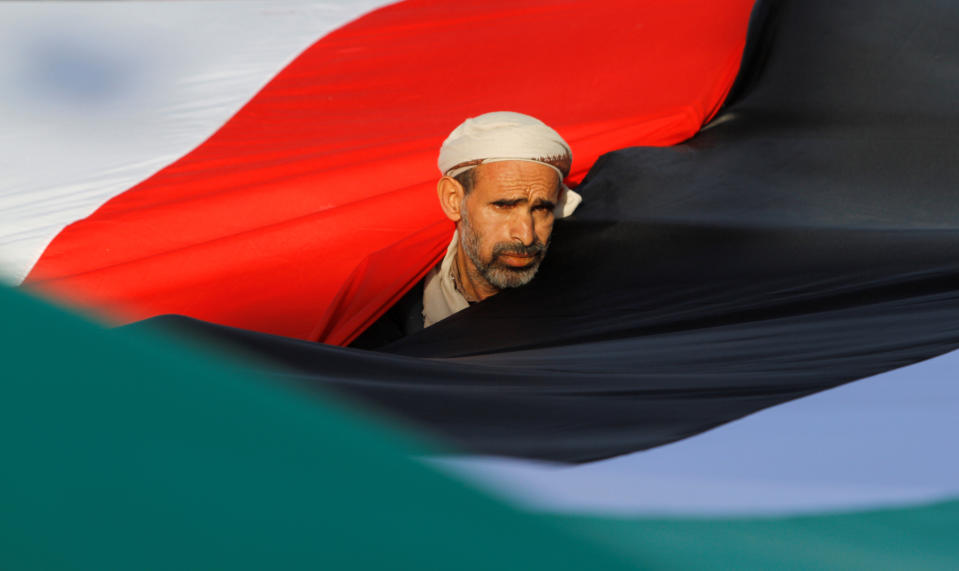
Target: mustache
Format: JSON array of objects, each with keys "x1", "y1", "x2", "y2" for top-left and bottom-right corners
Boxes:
[{"x1": 492, "y1": 240, "x2": 546, "y2": 258}]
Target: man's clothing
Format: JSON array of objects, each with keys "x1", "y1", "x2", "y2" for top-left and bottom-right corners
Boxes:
[
  {"x1": 422, "y1": 230, "x2": 470, "y2": 327},
  {"x1": 437, "y1": 111, "x2": 582, "y2": 219}
]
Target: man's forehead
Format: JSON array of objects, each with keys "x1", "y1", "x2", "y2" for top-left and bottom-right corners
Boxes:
[{"x1": 473, "y1": 161, "x2": 561, "y2": 196}]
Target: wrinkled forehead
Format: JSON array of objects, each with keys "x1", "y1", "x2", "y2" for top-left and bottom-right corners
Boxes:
[{"x1": 472, "y1": 160, "x2": 563, "y2": 198}]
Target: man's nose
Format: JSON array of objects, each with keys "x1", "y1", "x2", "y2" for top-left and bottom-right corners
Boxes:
[{"x1": 509, "y1": 211, "x2": 535, "y2": 245}]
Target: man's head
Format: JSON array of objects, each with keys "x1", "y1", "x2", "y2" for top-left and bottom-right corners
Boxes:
[
  {"x1": 436, "y1": 112, "x2": 577, "y2": 297},
  {"x1": 439, "y1": 160, "x2": 560, "y2": 290}
]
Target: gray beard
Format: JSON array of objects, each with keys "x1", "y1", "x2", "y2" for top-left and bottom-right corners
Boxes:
[{"x1": 458, "y1": 205, "x2": 548, "y2": 291}]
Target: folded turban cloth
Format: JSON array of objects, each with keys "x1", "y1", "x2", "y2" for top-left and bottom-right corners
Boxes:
[{"x1": 437, "y1": 111, "x2": 581, "y2": 217}]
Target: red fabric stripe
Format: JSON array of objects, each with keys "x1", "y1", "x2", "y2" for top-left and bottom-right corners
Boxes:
[{"x1": 25, "y1": 0, "x2": 754, "y2": 344}]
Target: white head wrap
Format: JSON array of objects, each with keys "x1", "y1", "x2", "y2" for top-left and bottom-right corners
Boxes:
[{"x1": 437, "y1": 111, "x2": 581, "y2": 217}]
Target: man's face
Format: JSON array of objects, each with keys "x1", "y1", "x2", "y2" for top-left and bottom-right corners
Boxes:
[{"x1": 458, "y1": 161, "x2": 561, "y2": 290}]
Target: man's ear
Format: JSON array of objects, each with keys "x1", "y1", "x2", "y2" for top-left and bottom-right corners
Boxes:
[{"x1": 437, "y1": 176, "x2": 464, "y2": 222}]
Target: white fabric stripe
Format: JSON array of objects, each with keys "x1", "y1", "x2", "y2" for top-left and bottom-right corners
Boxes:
[
  {"x1": 432, "y1": 348, "x2": 959, "y2": 516},
  {"x1": 0, "y1": 1, "x2": 386, "y2": 284}
]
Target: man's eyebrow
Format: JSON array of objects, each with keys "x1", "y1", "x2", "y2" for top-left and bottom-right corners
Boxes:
[
  {"x1": 490, "y1": 197, "x2": 526, "y2": 206},
  {"x1": 490, "y1": 197, "x2": 556, "y2": 210}
]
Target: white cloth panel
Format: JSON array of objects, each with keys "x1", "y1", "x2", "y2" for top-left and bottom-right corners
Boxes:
[{"x1": 0, "y1": 0, "x2": 385, "y2": 284}]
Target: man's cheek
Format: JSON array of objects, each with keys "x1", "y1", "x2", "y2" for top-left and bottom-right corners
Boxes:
[
  {"x1": 479, "y1": 237, "x2": 497, "y2": 264},
  {"x1": 483, "y1": 217, "x2": 510, "y2": 246}
]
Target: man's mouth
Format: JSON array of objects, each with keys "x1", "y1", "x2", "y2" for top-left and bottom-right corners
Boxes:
[{"x1": 497, "y1": 253, "x2": 537, "y2": 268}]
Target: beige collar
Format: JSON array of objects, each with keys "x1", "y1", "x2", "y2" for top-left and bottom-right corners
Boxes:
[{"x1": 422, "y1": 230, "x2": 470, "y2": 327}]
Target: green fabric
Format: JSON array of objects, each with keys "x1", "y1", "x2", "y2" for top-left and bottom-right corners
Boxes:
[
  {"x1": 5, "y1": 284, "x2": 959, "y2": 570},
  {"x1": 560, "y1": 500, "x2": 959, "y2": 569},
  {"x1": 0, "y1": 286, "x2": 637, "y2": 570}
]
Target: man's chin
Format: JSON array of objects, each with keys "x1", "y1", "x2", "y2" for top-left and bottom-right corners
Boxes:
[{"x1": 483, "y1": 260, "x2": 541, "y2": 289}]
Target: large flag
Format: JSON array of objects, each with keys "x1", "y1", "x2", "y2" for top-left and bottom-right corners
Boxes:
[{"x1": 4, "y1": 0, "x2": 959, "y2": 566}]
